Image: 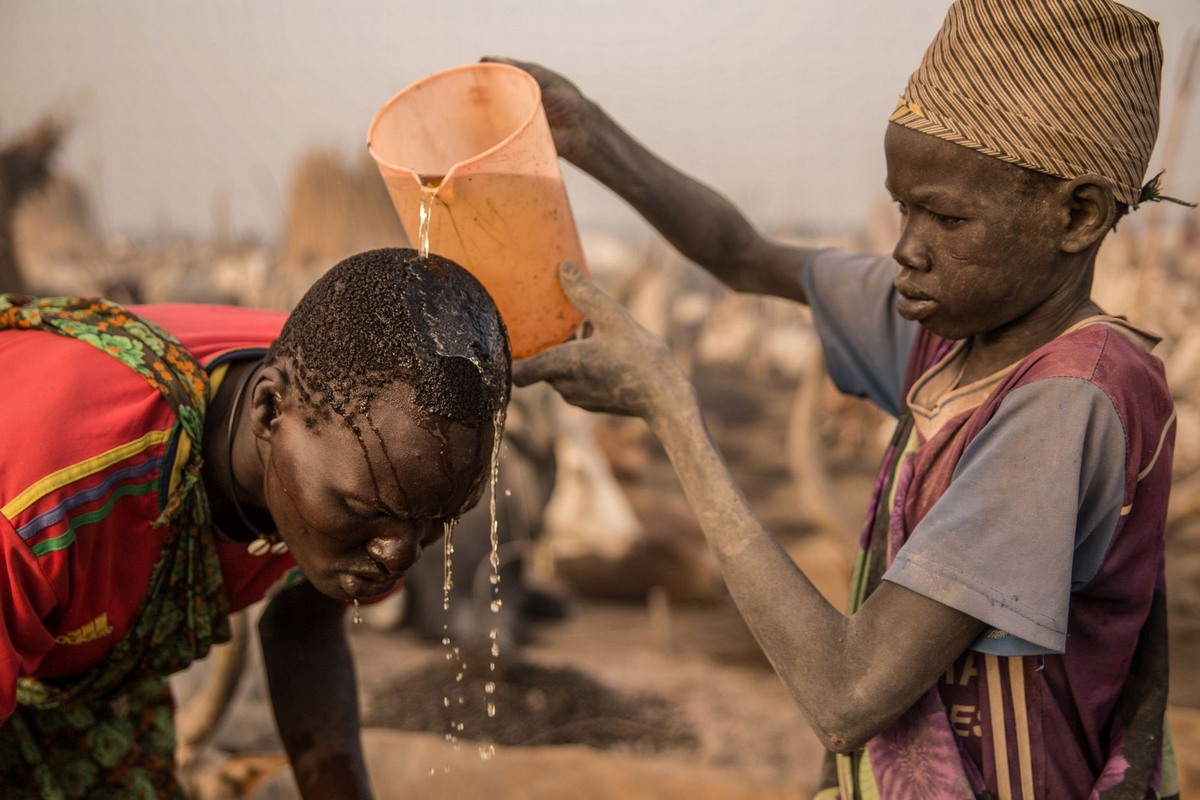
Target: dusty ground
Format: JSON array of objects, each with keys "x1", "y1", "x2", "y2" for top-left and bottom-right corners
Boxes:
[{"x1": 182, "y1": 363, "x2": 1200, "y2": 799}]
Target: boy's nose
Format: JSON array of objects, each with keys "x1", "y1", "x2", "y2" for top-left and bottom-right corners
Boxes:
[{"x1": 893, "y1": 223, "x2": 931, "y2": 272}]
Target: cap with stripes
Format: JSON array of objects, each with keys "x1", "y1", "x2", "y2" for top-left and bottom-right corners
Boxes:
[{"x1": 889, "y1": 0, "x2": 1162, "y2": 208}]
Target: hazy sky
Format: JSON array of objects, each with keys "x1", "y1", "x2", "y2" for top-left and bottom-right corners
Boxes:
[{"x1": 2, "y1": 0, "x2": 1197, "y2": 245}]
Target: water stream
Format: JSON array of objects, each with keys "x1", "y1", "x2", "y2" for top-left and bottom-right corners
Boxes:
[
  {"x1": 417, "y1": 175, "x2": 442, "y2": 260},
  {"x1": 416, "y1": 186, "x2": 507, "y2": 764}
]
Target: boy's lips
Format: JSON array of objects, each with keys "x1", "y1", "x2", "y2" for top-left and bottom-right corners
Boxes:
[{"x1": 894, "y1": 282, "x2": 937, "y2": 321}]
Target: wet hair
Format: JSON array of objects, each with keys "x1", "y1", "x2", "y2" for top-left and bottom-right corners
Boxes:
[{"x1": 268, "y1": 248, "x2": 511, "y2": 431}]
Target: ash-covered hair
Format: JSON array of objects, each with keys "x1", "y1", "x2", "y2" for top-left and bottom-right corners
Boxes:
[{"x1": 268, "y1": 248, "x2": 510, "y2": 430}]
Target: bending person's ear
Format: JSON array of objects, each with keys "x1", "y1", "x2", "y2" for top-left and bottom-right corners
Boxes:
[{"x1": 250, "y1": 365, "x2": 289, "y2": 439}]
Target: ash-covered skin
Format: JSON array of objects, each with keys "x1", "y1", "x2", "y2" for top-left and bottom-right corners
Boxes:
[
  {"x1": 497, "y1": 55, "x2": 1133, "y2": 759},
  {"x1": 268, "y1": 248, "x2": 510, "y2": 431}
]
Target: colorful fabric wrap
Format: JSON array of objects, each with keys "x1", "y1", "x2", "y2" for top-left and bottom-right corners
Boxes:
[
  {"x1": 889, "y1": 0, "x2": 1163, "y2": 208},
  {"x1": 0, "y1": 294, "x2": 231, "y2": 799}
]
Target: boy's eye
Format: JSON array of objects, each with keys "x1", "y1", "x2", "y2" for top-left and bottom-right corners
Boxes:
[
  {"x1": 893, "y1": 200, "x2": 909, "y2": 216},
  {"x1": 933, "y1": 212, "x2": 965, "y2": 228}
]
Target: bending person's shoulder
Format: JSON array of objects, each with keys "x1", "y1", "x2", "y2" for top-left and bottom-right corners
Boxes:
[{"x1": 130, "y1": 303, "x2": 288, "y2": 361}]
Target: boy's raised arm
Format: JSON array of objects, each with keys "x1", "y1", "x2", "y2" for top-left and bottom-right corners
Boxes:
[
  {"x1": 484, "y1": 57, "x2": 813, "y2": 304},
  {"x1": 514, "y1": 264, "x2": 985, "y2": 751}
]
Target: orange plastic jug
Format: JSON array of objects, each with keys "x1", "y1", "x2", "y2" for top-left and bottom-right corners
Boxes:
[{"x1": 367, "y1": 62, "x2": 588, "y2": 359}]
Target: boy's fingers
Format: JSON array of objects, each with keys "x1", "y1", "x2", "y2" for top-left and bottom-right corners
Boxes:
[
  {"x1": 556, "y1": 261, "x2": 622, "y2": 322},
  {"x1": 482, "y1": 55, "x2": 534, "y2": 73},
  {"x1": 511, "y1": 355, "x2": 544, "y2": 387},
  {"x1": 512, "y1": 345, "x2": 576, "y2": 387}
]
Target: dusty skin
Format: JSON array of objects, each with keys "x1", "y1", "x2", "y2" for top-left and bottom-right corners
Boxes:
[
  {"x1": 513, "y1": 262, "x2": 982, "y2": 751},
  {"x1": 499, "y1": 47, "x2": 1146, "y2": 770}
]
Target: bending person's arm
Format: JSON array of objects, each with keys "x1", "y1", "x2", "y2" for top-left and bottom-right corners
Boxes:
[
  {"x1": 259, "y1": 581, "x2": 372, "y2": 799},
  {"x1": 514, "y1": 264, "x2": 983, "y2": 752},
  {"x1": 483, "y1": 56, "x2": 813, "y2": 304}
]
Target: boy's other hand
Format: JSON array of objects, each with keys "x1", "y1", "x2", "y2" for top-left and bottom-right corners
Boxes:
[
  {"x1": 480, "y1": 56, "x2": 592, "y2": 164},
  {"x1": 512, "y1": 261, "x2": 685, "y2": 421}
]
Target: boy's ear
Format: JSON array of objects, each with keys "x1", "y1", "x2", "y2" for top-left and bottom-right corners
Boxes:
[
  {"x1": 249, "y1": 365, "x2": 288, "y2": 440},
  {"x1": 1061, "y1": 175, "x2": 1118, "y2": 254}
]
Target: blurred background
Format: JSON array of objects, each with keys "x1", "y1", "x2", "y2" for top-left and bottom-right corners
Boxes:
[
  {"x1": 2, "y1": 2, "x2": 1199, "y2": 798},
  {"x1": 2, "y1": 0, "x2": 1197, "y2": 245}
]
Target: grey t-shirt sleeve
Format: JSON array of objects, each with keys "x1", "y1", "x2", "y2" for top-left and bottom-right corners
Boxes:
[
  {"x1": 798, "y1": 248, "x2": 919, "y2": 417},
  {"x1": 882, "y1": 377, "x2": 1126, "y2": 655}
]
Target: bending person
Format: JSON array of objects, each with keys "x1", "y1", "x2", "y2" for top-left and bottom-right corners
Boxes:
[{"x1": 0, "y1": 247, "x2": 511, "y2": 800}]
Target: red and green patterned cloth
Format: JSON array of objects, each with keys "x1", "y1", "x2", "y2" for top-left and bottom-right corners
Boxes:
[{"x1": 0, "y1": 296, "x2": 291, "y2": 798}]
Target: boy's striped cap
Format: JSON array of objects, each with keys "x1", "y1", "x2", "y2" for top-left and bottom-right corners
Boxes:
[{"x1": 890, "y1": 0, "x2": 1162, "y2": 208}]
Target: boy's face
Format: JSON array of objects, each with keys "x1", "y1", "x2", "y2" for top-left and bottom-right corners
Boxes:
[
  {"x1": 884, "y1": 123, "x2": 1075, "y2": 342},
  {"x1": 263, "y1": 381, "x2": 494, "y2": 601}
]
